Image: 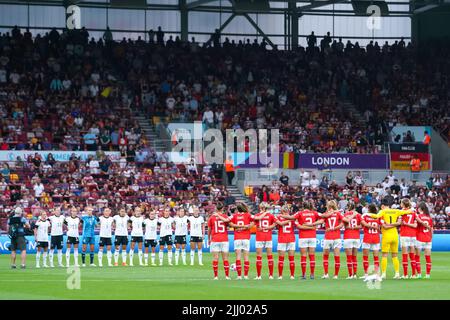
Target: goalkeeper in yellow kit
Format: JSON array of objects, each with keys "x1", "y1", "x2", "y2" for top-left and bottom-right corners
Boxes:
[{"x1": 370, "y1": 198, "x2": 413, "y2": 280}]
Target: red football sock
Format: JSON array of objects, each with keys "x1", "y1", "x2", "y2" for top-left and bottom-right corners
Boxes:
[
  {"x1": 289, "y1": 255, "x2": 295, "y2": 277},
  {"x1": 267, "y1": 255, "x2": 274, "y2": 277},
  {"x1": 223, "y1": 260, "x2": 230, "y2": 277},
  {"x1": 213, "y1": 260, "x2": 218, "y2": 277},
  {"x1": 256, "y1": 256, "x2": 262, "y2": 277},
  {"x1": 374, "y1": 255, "x2": 379, "y2": 273},
  {"x1": 309, "y1": 254, "x2": 315, "y2": 276},
  {"x1": 415, "y1": 255, "x2": 422, "y2": 274},
  {"x1": 244, "y1": 260, "x2": 250, "y2": 277},
  {"x1": 352, "y1": 255, "x2": 358, "y2": 275},
  {"x1": 409, "y1": 252, "x2": 417, "y2": 275},
  {"x1": 300, "y1": 256, "x2": 307, "y2": 276},
  {"x1": 236, "y1": 259, "x2": 242, "y2": 276},
  {"x1": 402, "y1": 253, "x2": 408, "y2": 276},
  {"x1": 346, "y1": 254, "x2": 353, "y2": 276},
  {"x1": 278, "y1": 255, "x2": 285, "y2": 277},
  {"x1": 334, "y1": 256, "x2": 340, "y2": 276},
  {"x1": 363, "y1": 255, "x2": 369, "y2": 274},
  {"x1": 323, "y1": 254, "x2": 329, "y2": 275},
  {"x1": 425, "y1": 255, "x2": 432, "y2": 275}
]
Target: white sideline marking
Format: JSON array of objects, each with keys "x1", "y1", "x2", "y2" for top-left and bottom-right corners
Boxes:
[{"x1": 0, "y1": 278, "x2": 216, "y2": 282}]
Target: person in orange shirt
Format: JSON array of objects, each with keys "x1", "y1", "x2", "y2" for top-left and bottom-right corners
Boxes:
[
  {"x1": 225, "y1": 156, "x2": 235, "y2": 185},
  {"x1": 269, "y1": 188, "x2": 280, "y2": 203},
  {"x1": 423, "y1": 131, "x2": 431, "y2": 145},
  {"x1": 410, "y1": 155, "x2": 422, "y2": 172}
]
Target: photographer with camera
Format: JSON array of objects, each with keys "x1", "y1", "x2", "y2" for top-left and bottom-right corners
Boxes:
[{"x1": 7, "y1": 207, "x2": 30, "y2": 269}]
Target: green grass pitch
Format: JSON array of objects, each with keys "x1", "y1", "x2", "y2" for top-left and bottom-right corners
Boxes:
[{"x1": 0, "y1": 253, "x2": 449, "y2": 300}]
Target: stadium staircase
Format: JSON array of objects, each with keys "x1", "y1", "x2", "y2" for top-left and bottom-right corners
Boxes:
[
  {"x1": 227, "y1": 185, "x2": 258, "y2": 212},
  {"x1": 133, "y1": 115, "x2": 167, "y2": 152}
]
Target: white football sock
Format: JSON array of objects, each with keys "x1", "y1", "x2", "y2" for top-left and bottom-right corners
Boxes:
[
  {"x1": 122, "y1": 251, "x2": 127, "y2": 263},
  {"x1": 98, "y1": 251, "x2": 103, "y2": 265},
  {"x1": 151, "y1": 253, "x2": 156, "y2": 264},
  {"x1": 138, "y1": 252, "x2": 143, "y2": 265},
  {"x1": 190, "y1": 251, "x2": 195, "y2": 264},
  {"x1": 159, "y1": 251, "x2": 164, "y2": 264},
  {"x1": 175, "y1": 250, "x2": 179, "y2": 264},
  {"x1": 181, "y1": 249, "x2": 186, "y2": 264},
  {"x1": 43, "y1": 252, "x2": 48, "y2": 265},
  {"x1": 74, "y1": 251, "x2": 79, "y2": 265},
  {"x1": 168, "y1": 251, "x2": 173, "y2": 263},
  {"x1": 66, "y1": 250, "x2": 71, "y2": 266},
  {"x1": 114, "y1": 251, "x2": 119, "y2": 263},
  {"x1": 57, "y1": 249, "x2": 63, "y2": 265},
  {"x1": 36, "y1": 251, "x2": 41, "y2": 265},
  {"x1": 198, "y1": 251, "x2": 203, "y2": 264},
  {"x1": 107, "y1": 251, "x2": 112, "y2": 265},
  {"x1": 49, "y1": 251, "x2": 54, "y2": 266},
  {"x1": 144, "y1": 253, "x2": 149, "y2": 265},
  {"x1": 129, "y1": 251, "x2": 134, "y2": 264}
]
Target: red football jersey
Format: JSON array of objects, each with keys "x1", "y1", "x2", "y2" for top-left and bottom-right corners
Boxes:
[
  {"x1": 276, "y1": 216, "x2": 295, "y2": 243},
  {"x1": 343, "y1": 211, "x2": 362, "y2": 239},
  {"x1": 295, "y1": 209, "x2": 320, "y2": 239},
  {"x1": 254, "y1": 212, "x2": 276, "y2": 241},
  {"x1": 324, "y1": 210, "x2": 344, "y2": 240},
  {"x1": 362, "y1": 214, "x2": 381, "y2": 244},
  {"x1": 400, "y1": 211, "x2": 417, "y2": 237},
  {"x1": 230, "y1": 212, "x2": 253, "y2": 240},
  {"x1": 208, "y1": 214, "x2": 229, "y2": 242},
  {"x1": 416, "y1": 214, "x2": 433, "y2": 243}
]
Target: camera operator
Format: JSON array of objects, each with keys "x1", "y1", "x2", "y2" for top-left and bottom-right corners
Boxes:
[{"x1": 7, "y1": 207, "x2": 30, "y2": 269}]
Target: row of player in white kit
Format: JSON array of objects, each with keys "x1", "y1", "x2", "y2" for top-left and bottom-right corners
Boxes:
[{"x1": 33, "y1": 206, "x2": 206, "y2": 268}]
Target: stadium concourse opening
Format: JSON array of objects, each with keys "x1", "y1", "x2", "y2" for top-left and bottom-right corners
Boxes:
[{"x1": 0, "y1": 0, "x2": 449, "y2": 304}]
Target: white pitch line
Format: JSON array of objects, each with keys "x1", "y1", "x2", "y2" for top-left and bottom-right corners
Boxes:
[{"x1": 0, "y1": 278, "x2": 218, "y2": 282}]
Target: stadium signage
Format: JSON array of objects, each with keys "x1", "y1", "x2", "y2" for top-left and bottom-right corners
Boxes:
[
  {"x1": 311, "y1": 156, "x2": 350, "y2": 166},
  {"x1": 298, "y1": 154, "x2": 389, "y2": 169},
  {"x1": 3, "y1": 233, "x2": 449, "y2": 253},
  {"x1": 389, "y1": 143, "x2": 430, "y2": 170},
  {"x1": 0, "y1": 151, "x2": 121, "y2": 162}
]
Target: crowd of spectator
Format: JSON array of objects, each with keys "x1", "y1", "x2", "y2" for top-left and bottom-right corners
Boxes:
[
  {"x1": 0, "y1": 153, "x2": 228, "y2": 231},
  {"x1": 250, "y1": 170, "x2": 450, "y2": 229},
  {"x1": 0, "y1": 26, "x2": 449, "y2": 231}
]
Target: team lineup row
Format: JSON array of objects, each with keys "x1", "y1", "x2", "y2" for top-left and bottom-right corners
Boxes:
[{"x1": 27, "y1": 198, "x2": 433, "y2": 280}]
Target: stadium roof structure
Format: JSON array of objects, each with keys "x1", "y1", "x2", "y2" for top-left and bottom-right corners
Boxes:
[{"x1": 1, "y1": 0, "x2": 449, "y2": 48}]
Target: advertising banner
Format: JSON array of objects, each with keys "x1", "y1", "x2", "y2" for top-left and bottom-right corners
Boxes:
[
  {"x1": 3, "y1": 233, "x2": 449, "y2": 254},
  {"x1": 389, "y1": 143, "x2": 430, "y2": 170},
  {"x1": 0, "y1": 151, "x2": 121, "y2": 162},
  {"x1": 298, "y1": 154, "x2": 389, "y2": 170}
]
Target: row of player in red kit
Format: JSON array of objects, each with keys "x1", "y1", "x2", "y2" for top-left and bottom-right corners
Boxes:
[{"x1": 207, "y1": 201, "x2": 432, "y2": 280}]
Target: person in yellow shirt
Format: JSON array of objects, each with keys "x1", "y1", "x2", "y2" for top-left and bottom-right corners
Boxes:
[{"x1": 370, "y1": 198, "x2": 413, "y2": 279}]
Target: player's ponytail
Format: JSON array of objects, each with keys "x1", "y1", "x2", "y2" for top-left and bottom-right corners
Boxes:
[
  {"x1": 418, "y1": 202, "x2": 430, "y2": 215},
  {"x1": 326, "y1": 200, "x2": 338, "y2": 211},
  {"x1": 401, "y1": 198, "x2": 411, "y2": 209},
  {"x1": 216, "y1": 202, "x2": 224, "y2": 211},
  {"x1": 236, "y1": 202, "x2": 248, "y2": 213},
  {"x1": 368, "y1": 204, "x2": 378, "y2": 214}
]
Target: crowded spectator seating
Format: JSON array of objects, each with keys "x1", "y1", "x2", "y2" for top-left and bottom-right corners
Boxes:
[
  {"x1": 0, "y1": 155, "x2": 226, "y2": 231},
  {"x1": 247, "y1": 171, "x2": 450, "y2": 229}
]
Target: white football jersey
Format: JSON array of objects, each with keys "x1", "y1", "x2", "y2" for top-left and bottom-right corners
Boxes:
[
  {"x1": 174, "y1": 216, "x2": 189, "y2": 236},
  {"x1": 188, "y1": 216, "x2": 204, "y2": 237},
  {"x1": 99, "y1": 216, "x2": 114, "y2": 238},
  {"x1": 130, "y1": 216, "x2": 144, "y2": 236},
  {"x1": 143, "y1": 218, "x2": 158, "y2": 240},
  {"x1": 114, "y1": 215, "x2": 130, "y2": 236},
  {"x1": 35, "y1": 219, "x2": 50, "y2": 242},
  {"x1": 49, "y1": 215, "x2": 65, "y2": 236},
  {"x1": 158, "y1": 217, "x2": 174, "y2": 237},
  {"x1": 65, "y1": 217, "x2": 80, "y2": 237}
]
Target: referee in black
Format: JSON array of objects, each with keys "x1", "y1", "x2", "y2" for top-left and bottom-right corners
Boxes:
[{"x1": 7, "y1": 207, "x2": 30, "y2": 269}]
